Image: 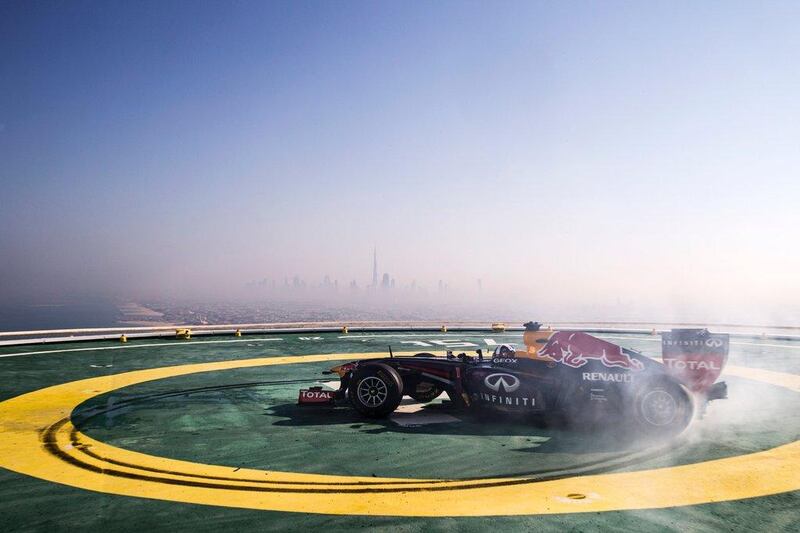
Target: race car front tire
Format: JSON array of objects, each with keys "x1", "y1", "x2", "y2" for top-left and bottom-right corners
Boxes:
[{"x1": 349, "y1": 363, "x2": 404, "y2": 418}]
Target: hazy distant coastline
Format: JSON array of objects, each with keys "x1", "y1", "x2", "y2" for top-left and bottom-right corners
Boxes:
[
  {"x1": 0, "y1": 300, "x2": 520, "y2": 332},
  {"x1": 117, "y1": 302, "x2": 173, "y2": 327},
  {"x1": 121, "y1": 300, "x2": 522, "y2": 327}
]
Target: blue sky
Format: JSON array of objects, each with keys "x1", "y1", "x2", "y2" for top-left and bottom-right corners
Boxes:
[{"x1": 1, "y1": 1, "x2": 798, "y2": 322}]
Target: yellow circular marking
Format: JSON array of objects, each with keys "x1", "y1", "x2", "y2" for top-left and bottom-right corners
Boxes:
[{"x1": 0, "y1": 351, "x2": 798, "y2": 516}]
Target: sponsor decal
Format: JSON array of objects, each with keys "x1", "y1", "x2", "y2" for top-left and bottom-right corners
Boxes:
[
  {"x1": 298, "y1": 389, "x2": 335, "y2": 405},
  {"x1": 477, "y1": 392, "x2": 536, "y2": 407},
  {"x1": 581, "y1": 372, "x2": 633, "y2": 383},
  {"x1": 491, "y1": 357, "x2": 518, "y2": 365},
  {"x1": 537, "y1": 331, "x2": 645, "y2": 371},
  {"x1": 484, "y1": 373, "x2": 520, "y2": 393},
  {"x1": 589, "y1": 389, "x2": 608, "y2": 402},
  {"x1": 663, "y1": 359, "x2": 720, "y2": 371},
  {"x1": 662, "y1": 338, "x2": 725, "y2": 348}
]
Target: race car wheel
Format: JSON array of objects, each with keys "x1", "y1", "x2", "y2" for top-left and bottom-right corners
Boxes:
[
  {"x1": 349, "y1": 364, "x2": 403, "y2": 418},
  {"x1": 634, "y1": 380, "x2": 693, "y2": 435},
  {"x1": 408, "y1": 382, "x2": 442, "y2": 403}
]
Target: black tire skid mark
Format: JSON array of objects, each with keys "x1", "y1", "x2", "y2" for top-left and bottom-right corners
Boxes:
[{"x1": 41, "y1": 415, "x2": 669, "y2": 495}]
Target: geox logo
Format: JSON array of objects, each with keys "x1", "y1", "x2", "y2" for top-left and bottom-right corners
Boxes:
[
  {"x1": 492, "y1": 358, "x2": 518, "y2": 365},
  {"x1": 484, "y1": 373, "x2": 520, "y2": 393}
]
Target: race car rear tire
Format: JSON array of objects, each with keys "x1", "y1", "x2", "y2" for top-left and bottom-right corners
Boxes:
[
  {"x1": 408, "y1": 382, "x2": 442, "y2": 403},
  {"x1": 633, "y1": 379, "x2": 693, "y2": 436},
  {"x1": 349, "y1": 364, "x2": 403, "y2": 418}
]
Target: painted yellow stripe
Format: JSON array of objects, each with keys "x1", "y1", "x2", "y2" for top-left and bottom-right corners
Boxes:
[
  {"x1": 0, "y1": 352, "x2": 797, "y2": 516},
  {"x1": 724, "y1": 365, "x2": 800, "y2": 393}
]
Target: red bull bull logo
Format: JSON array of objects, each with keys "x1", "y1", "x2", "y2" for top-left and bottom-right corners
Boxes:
[{"x1": 537, "y1": 331, "x2": 644, "y2": 371}]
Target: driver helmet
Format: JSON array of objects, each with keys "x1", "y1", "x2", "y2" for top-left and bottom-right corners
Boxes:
[{"x1": 492, "y1": 344, "x2": 516, "y2": 360}]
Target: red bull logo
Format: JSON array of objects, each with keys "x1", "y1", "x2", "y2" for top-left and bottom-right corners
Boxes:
[{"x1": 537, "y1": 331, "x2": 644, "y2": 371}]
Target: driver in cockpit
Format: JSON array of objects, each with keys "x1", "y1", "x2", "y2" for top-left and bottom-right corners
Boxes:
[{"x1": 491, "y1": 321, "x2": 557, "y2": 367}]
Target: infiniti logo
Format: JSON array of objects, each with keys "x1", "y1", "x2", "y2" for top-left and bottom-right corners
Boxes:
[
  {"x1": 484, "y1": 373, "x2": 520, "y2": 393},
  {"x1": 705, "y1": 339, "x2": 724, "y2": 348}
]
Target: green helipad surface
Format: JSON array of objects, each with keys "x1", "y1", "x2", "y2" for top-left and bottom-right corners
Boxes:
[{"x1": 0, "y1": 331, "x2": 798, "y2": 531}]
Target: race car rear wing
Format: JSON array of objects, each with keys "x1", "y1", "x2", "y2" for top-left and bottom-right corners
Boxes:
[{"x1": 662, "y1": 329, "x2": 729, "y2": 394}]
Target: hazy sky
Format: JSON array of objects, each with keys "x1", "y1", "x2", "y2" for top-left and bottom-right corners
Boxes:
[{"x1": 1, "y1": 1, "x2": 798, "y2": 323}]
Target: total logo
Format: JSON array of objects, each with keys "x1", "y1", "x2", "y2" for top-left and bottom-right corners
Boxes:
[
  {"x1": 298, "y1": 389, "x2": 335, "y2": 404},
  {"x1": 664, "y1": 359, "x2": 721, "y2": 370},
  {"x1": 484, "y1": 373, "x2": 520, "y2": 393},
  {"x1": 301, "y1": 391, "x2": 334, "y2": 399}
]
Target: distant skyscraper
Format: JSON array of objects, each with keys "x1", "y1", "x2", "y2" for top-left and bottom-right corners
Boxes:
[{"x1": 372, "y1": 246, "x2": 378, "y2": 288}]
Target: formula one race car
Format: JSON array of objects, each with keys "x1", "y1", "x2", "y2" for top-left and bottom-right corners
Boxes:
[{"x1": 299, "y1": 323, "x2": 729, "y2": 435}]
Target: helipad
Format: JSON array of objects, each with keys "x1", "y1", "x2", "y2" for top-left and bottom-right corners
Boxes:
[{"x1": 0, "y1": 327, "x2": 798, "y2": 530}]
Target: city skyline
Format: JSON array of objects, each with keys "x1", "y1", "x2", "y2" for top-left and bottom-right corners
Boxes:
[{"x1": 245, "y1": 247, "x2": 464, "y2": 295}]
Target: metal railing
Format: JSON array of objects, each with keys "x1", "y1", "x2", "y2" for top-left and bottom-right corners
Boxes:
[{"x1": 1, "y1": 320, "x2": 798, "y2": 346}]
